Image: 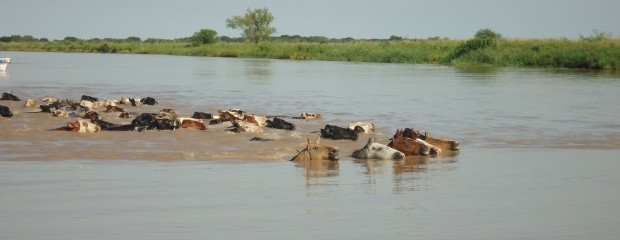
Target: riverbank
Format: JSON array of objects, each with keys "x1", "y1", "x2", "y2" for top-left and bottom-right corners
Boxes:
[{"x1": 1, "y1": 38, "x2": 619, "y2": 70}]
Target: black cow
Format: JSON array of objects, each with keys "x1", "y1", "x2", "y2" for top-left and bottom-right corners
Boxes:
[
  {"x1": 140, "y1": 97, "x2": 158, "y2": 105},
  {"x1": 0, "y1": 105, "x2": 13, "y2": 117},
  {"x1": 100, "y1": 113, "x2": 178, "y2": 131},
  {"x1": 192, "y1": 112, "x2": 214, "y2": 119},
  {"x1": 82, "y1": 111, "x2": 123, "y2": 130},
  {"x1": 131, "y1": 113, "x2": 176, "y2": 131},
  {"x1": 39, "y1": 101, "x2": 85, "y2": 113},
  {"x1": 208, "y1": 119, "x2": 225, "y2": 125},
  {"x1": 320, "y1": 124, "x2": 359, "y2": 141},
  {"x1": 266, "y1": 117, "x2": 295, "y2": 130},
  {"x1": 1, "y1": 92, "x2": 20, "y2": 101},
  {"x1": 81, "y1": 95, "x2": 98, "y2": 102}
]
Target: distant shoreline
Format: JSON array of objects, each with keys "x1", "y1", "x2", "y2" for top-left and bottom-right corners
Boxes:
[{"x1": 1, "y1": 38, "x2": 619, "y2": 70}]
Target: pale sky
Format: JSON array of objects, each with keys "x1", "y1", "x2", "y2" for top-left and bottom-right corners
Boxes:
[{"x1": 2, "y1": 0, "x2": 618, "y2": 40}]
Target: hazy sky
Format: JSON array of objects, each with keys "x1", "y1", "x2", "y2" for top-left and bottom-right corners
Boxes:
[{"x1": 2, "y1": 0, "x2": 618, "y2": 40}]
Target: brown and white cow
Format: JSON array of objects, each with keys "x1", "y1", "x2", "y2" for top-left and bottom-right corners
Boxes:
[{"x1": 51, "y1": 119, "x2": 101, "y2": 133}]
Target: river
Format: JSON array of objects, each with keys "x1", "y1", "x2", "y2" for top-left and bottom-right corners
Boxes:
[{"x1": 1, "y1": 51, "x2": 619, "y2": 239}]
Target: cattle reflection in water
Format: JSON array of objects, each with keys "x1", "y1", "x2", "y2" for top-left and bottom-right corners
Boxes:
[
  {"x1": 294, "y1": 158, "x2": 340, "y2": 180},
  {"x1": 291, "y1": 137, "x2": 340, "y2": 189}
]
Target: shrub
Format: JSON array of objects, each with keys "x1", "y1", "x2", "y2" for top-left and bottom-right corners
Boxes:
[
  {"x1": 446, "y1": 28, "x2": 503, "y2": 63},
  {"x1": 191, "y1": 28, "x2": 218, "y2": 46}
]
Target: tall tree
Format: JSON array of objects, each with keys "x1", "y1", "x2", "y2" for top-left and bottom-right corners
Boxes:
[{"x1": 226, "y1": 8, "x2": 276, "y2": 44}]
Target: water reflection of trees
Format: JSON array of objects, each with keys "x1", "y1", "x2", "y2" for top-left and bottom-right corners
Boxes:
[{"x1": 243, "y1": 59, "x2": 272, "y2": 81}]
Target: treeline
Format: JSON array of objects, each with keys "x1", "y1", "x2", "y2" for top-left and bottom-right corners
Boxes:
[
  {"x1": 1, "y1": 29, "x2": 619, "y2": 70},
  {"x1": 0, "y1": 34, "x2": 437, "y2": 44}
]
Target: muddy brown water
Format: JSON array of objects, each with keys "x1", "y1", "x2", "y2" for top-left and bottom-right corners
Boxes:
[{"x1": 1, "y1": 51, "x2": 620, "y2": 239}]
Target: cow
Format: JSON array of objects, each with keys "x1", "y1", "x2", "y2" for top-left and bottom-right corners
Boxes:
[
  {"x1": 417, "y1": 131, "x2": 460, "y2": 152},
  {"x1": 82, "y1": 111, "x2": 123, "y2": 130},
  {"x1": 244, "y1": 114, "x2": 268, "y2": 127},
  {"x1": 404, "y1": 128, "x2": 460, "y2": 152},
  {"x1": 320, "y1": 124, "x2": 358, "y2": 141},
  {"x1": 388, "y1": 129, "x2": 437, "y2": 156},
  {"x1": 191, "y1": 112, "x2": 214, "y2": 119},
  {"x1": 177, "y1": 117, "x2": 207, "y2": 130},
  {"x1": 290, "y1": 137, "x2": 340, "y2": 161},
  {"x1": 50, "y1": 119, "x2": 101, "y2": 133},
  {"x1": 81, "y1": 95, "x2": 98, "y2": 102},
  {"x1": 348, "y1": 121, "x2": 375, "y2": 133},
  {"x1": 40, "y1": 97, "x2": 59, "y2": 103},
  {"x1": 131, "y1": 113, "x2": 178, "y2": 131},
  {"x1": 104, "y1": 105, "x2": 125, "y2": 113},
  {"x1": 229, "y1": 120, "x2": 262, "y2": 133},
  {"x1": 119, "y1": 97, "x2": 142, "y2": 106},
  {"x1": 266, "y1": 117, "x2": 295, "y2": 130},
  {"x1": 140, "y1": 97, "x2": 158, "y2": 105},
  {"x1": 25, "y1": 98, "x2": 37, "y2": 107},
  {"x1": 157, "y1": 109, "x2": 178, "y2": 120},
  {"x1": 0, "y1": 105, "x2": 13, "y2": 117},
  {"x1": 299, "y1": 112, "x2": 322, "y2": 119},
  {"x1": 352, "y1": 138, "x2": 405, "y2": 160},
  {"x1": 1, "y1": 92, "x2": 20, "y2": 101}
]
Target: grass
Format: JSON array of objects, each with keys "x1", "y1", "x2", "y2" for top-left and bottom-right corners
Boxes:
[{"x1": 1, "y1": 37, "x2": 619, "y2": 70}]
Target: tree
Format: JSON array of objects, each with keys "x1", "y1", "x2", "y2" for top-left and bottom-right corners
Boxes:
[
  {"x1": 63, "y1": 36, "x2": 79, "y2": 42},
  {"x1": 126, "y1": 36, "x2": 142, "y2": 42},
  {"x1": 226, "y1": 8, "x2": 276, "y2": 44},
  {"x1": 191, "y1": 28, "x2": 218, "y2": 46}
]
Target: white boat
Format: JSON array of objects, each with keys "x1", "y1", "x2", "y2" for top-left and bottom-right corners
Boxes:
[{"x1": 0, "y1": 58, "x2": 10, "y2": 71}]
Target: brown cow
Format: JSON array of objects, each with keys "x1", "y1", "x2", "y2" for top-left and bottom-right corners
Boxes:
[
  {"x1": 104, "y1": 105, "x2": 125, "y2": 113},
  {"x1": 388, "y1": 129, "x2": 437, "y2": 156},
  {"x1": 418, "y1": 131, "x2": 460, "y2": 152},
  {"x1": 243, "y1": 114, "x2": 267, "y2": 126},
  {"x1": 177, "y1": 117, "x2": 207, "y2": 130},
  {"x1": 290, "y1": 137, "x2": 340, "y2": 161}
]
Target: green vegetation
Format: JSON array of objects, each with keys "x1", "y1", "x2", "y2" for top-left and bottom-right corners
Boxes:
[
  {"x1": 1, "y1": 29, "x2": 619, "y2": 70},
  {"x1": 191, "y1": 28, "x2": 218, "y2": 46},
  {"x1": 226, "y1": 8, "x2": 276, "y2": 44}
]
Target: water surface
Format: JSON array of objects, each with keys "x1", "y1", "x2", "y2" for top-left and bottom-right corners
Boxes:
[{"x1": 1, "y1": 51, "x2": 619, "y2": 239}]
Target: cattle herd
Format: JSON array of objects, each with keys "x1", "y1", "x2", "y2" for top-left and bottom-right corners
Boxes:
[{"x1": 1, "y1": 91, "x2": 460, "y2": 161}]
